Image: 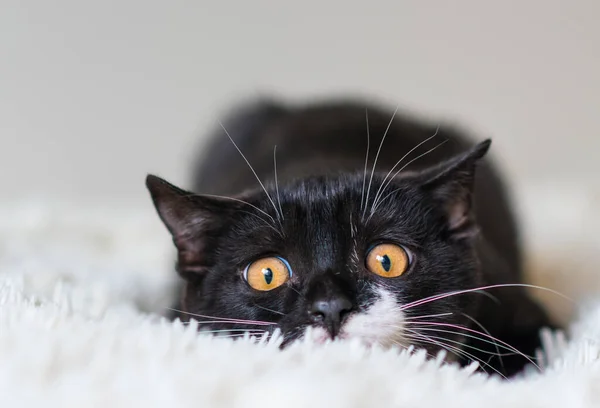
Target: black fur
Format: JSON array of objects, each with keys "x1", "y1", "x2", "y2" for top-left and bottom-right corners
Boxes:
[{"x1": 147, "y1": 97, "x2": 554, "y2": 378}]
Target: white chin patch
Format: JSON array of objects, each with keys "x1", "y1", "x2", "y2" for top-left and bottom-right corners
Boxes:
[
  {"x1": 302, "y1": 287, "x2": 407, "y2": 349},
  {"x1": 304, "y1": 326, "x2": 331, "y2": 345},
  {"x1": 339, "y1": 287, "x2": 407, "y2": 348}
]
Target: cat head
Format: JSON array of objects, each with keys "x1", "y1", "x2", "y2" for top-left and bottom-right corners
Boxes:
[{"x1": 146, "y1": 140, "x2": 490, "y2": 353}]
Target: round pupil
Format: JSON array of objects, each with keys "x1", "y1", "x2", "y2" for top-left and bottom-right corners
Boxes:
[
  {"x1": 262, "y1": 267, "x2": 274, "y2": 284},
  {"x1": 377, "y1": 254, "x2": 391, "y2": 272}
]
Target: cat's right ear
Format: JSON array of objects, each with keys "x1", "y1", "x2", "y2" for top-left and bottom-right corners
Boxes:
[
  {"x1": 418, "y1": 140, "x2": 491, "y2": 239},
  {"x1": 145, "y1": 175, "x2": 237, "y2": 274}
]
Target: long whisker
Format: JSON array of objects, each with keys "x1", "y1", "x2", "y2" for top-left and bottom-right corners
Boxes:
[
  {"x1": 371, "y1": 127, "x2": 439, "y2": 210},
  {"x1": 461, "y1": 312, "x2": 505, "y2": 373},
  {"x1": 168, "y1": 308, "x2": 277, "y2": 326},
  {"x1": 401, "y1": 283, "x2": 573, "y2": 312},
  {"x1": 402, "y1": 329, "x2": 486, "y2": 368},
  {"x1": 404, "y1": 330, "x2": 495, "y2": 376},
  {"x1": 391, "y1": 336, "x2": 437, "y2": 360},
  {"x1": 404, "y1": 312, "x2": 453, "y2": 321},
  {"x1": 405, "y1": 329, "x2": 509, "y2": 379},
  {"x1": 212, "y1": 332, "x2": 267, "y2": 339},
  {"x1": 414, "y1": 333, "x2": 517, "y2": 358},
  {"x1": 368, "y1": 139, "x2": 449, "y2": 219},
  {"x1": 287, "y1": 284, "x2": 303, "y2": 298},
  {"x1": 252, "y1": 303, "x2": 286, "y2": 316},
  {"x1": 405, "y1": 325, "x2": 525, "y2": 357},
  {"x1": 360, "y1": 108, "x2": 371, "y2": 211},
  {"x1": 237, "y1": 210, "x2": 283, "y2": 236},
  {"x1": 409, "y1": 326, "x2": 515, "y2": 375},
  {"x1": 362, "y1": 105, "x2": 399, "y2": 219},
  {"x1": 182, "y1": 320, "x2": 271, "y2": 326},
  {"x1": 219, "y1": 122, "x2": 282, "y2": 223},
  {"x1": 409, "y1": 321, "x2": 540, "y2": 371},
  {"x1": 195, "y1": 193, "x2": 276, "y2": 225},
  {"x1": 381, "y1": 320, "x2": 520, "y2": 358},
  {"x1": 471, "y1": 290, "x2": 501, "y2": 305},
  {"x1": 273, "y1": 145, "x2": 284, "y2": 220},
  {"x1": 198, "y1": 329, "x2": 269, "y2": 334}
]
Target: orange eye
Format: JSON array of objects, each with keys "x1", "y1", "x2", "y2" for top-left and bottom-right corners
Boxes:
[
  {"x1": 243, "y1": 257, "x2": 292, "y2": 291},
  {"x1": 366, "y1": 244, "x2": 410, "y2": 278}
]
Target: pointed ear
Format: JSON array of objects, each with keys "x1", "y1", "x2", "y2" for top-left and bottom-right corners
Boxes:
[
  {"x1": 145, "y1": 175, "x2": 238, "y2": 274},
  {"x1": 420, "y1": 140, "x2": 491, "y2": 239}
]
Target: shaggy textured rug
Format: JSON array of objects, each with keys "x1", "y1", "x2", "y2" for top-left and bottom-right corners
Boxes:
[{"x1": 1, "y1": 182, "x2": 600, "y2": 407}]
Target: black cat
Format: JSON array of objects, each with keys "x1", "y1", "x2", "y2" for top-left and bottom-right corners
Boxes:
[{"x1": 146, "y1": 97, "x2": 554, "y2": 377}]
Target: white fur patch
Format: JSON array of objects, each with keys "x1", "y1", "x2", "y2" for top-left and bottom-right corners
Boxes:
[
  {"x1": 339, "y1": 287, "x2": 407, "y2": 348},
  {"x1": 304, "y1": 326, "x2": 331, "y2": 344},
  {"x1": 302, "y1": 287, "x2": 407, "y2": 349}
]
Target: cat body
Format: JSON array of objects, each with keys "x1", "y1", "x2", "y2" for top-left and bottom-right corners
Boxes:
[{"x1": 147, "y1": 97, "x2": 553, "y2": 377}]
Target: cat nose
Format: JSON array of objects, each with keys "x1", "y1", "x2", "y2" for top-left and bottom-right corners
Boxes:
[{"x1": 309, "y1": 296, "x2": 353, "y2": 336}]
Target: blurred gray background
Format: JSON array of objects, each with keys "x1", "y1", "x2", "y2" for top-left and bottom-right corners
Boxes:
[{"x1": 1, "y1": 0, "x2": 598, "y2": 205}]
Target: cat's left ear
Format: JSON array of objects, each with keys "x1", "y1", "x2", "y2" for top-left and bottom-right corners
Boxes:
[
  {"x1": 145, "y1": 175, "x2": 240, "y2": 275},
  {"x1": 420, "y1": 139, "x2": 491, "y2": 239}
]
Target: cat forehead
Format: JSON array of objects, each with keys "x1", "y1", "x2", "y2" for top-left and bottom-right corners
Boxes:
[
  {"x1": 270, "y1": 174, "x2": 420, "y2": 208},
  {"x1": 234, "y1": 175, "x2": 429, "y2": 241}
]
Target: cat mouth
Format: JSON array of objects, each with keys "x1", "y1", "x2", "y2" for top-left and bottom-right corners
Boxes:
[
  {"x1": 303, "y1": 326, "x2": 353, "y2": 345},
  {"x1": 300, "y1": 288, "x2": 410, "y2": 349},
  {"x1": 302, "y1": 324, "x2": 406, "y2": 349}
]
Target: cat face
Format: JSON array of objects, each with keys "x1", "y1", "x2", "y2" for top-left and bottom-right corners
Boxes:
[{"x1": 147, "y1": 141, "x2": 490, "y2": 355}]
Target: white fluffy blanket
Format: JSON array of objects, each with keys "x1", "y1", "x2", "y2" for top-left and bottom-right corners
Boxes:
[{"x1": 1, "y1": 183, "x2": 600, "y2": 408}]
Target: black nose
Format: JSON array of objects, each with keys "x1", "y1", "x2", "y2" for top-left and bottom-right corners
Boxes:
[{"x1": 309, "y1": 296, "x2": 353, "y2": 336}]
